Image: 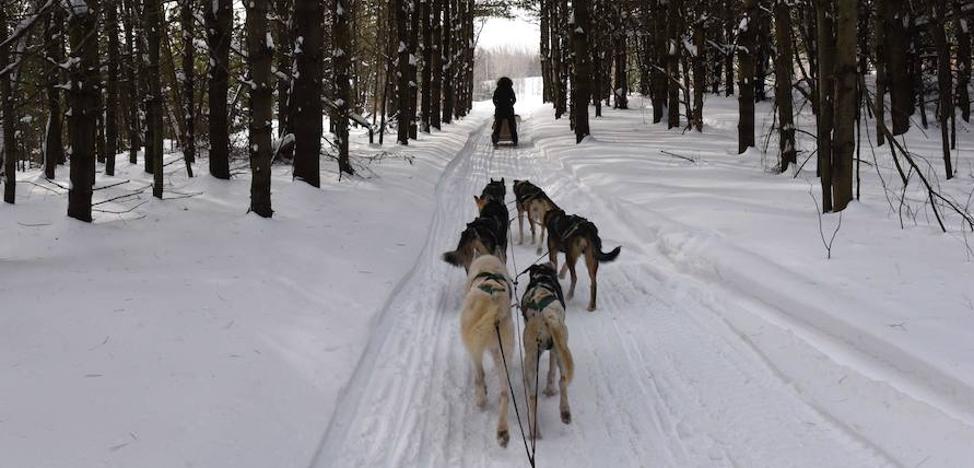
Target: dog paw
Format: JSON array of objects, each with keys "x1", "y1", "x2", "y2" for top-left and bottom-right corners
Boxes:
[
  {"x1": 561, "y1": 409, "x2": 572, "y2": 424},
  {"x1": 586, "y1": 305, "x2": 596, "y2": 312},
  {"x1": 543, "y1": 387, "x2": 558, "y2": 397},
  {"x1": 497, "y1": 429, "x2": 510, "y2": 447}
]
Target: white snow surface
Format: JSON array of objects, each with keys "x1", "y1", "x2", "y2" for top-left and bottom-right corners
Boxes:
[{"x1": 3, "y1": 87, "x2": 974, "y2": 468}]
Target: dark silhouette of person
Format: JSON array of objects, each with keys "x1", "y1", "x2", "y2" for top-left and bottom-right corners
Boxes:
[{"x1": 492, "y1": 77, "x2": 517, "y2": 146}]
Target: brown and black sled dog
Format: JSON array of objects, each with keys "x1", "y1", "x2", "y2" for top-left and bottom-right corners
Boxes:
[
  {"x1": 543, "y1": 208, "x2": 621, "y2": 311},
  {"x1": 512, "y1": 179, "x2": 559, "y2": 251}
]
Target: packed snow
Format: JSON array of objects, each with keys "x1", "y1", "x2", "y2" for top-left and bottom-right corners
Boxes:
[{"x1": 2, "y1": 81, "x2": 973, "y2": 468}]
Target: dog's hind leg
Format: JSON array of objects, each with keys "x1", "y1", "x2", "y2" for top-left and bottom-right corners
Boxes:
[
  {"x1": 491, "y1": 347, "x2": 511, "y2": 447},
  {"x1": 472, "y1": 353, "x2": 487, "y2": 409},
  {"x1": 523, "y1": 341, "x2": 542, "y2": 440},
  {"x1": 585, "y1": 251, "x2": 599, "y2": 311},
  {"x1": 557, "y1": 353, "x2": 572, "y2": 424},
  {"x1": 543, "y1": 351, "x2": 558, "y2": 397},
  {"x1": 566, "y1": 252, "x2": 579, "y2": 301}
]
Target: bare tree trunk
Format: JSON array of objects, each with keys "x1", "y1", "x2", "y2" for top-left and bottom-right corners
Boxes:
[
  {"x1": 541, "y1": 0, "x2": 552, "y2": 102},
  {"x1": 724, "y1": 0, "x2": 735, "y2": 96},
  {"x1": 613, "y1": 15, "x2": 628, "y2": 110},
  {"x1": 573, "y1": 0, "x2": 592, "y2": 142},
  {"x1": 274, "y1": 0, "x2": 293, "y2": 161},
  {"x1": 246, "y1": 0, "x2": 273, "y2": 216},
  {"x1": 206, "y1": 0, "x2": 232, "y2": 179},
  {"x1": 552, "y1": 0, "x2": 567, "y2": 119},
  {"x1": 955, "y1": 0, "x2": 971, "y2": 122},
  {"x1": 44, "y1": 7, "x2": 65, "y2": 179},
  {"x1": 691, "y1": 14, "x2": 705, "y2": 131},
  {"x1": 146, "y1": 0, "x2": 164, "y2": 197},
  {"x1": 421, "y1": 0, "x2": 432, "y2": 132},
  {"x1": 886, "y1": 0, "x2": 911, "y2": 135},
  {"x1": 67, "y1": 0, "x2": 100, "y2": 221},
  {"x1": 874, "y1": 0, "x2": 886, "y2": 145},
  {"x1": 1, "y1": 1, "x2": 14, "y2": 203},
  {"x1": 832, "y1": 0, "x2": 856, "y2": 211},
  {"x1": 179, "y1": 0, "x2": 195, "y2": 177},
  {"x1": 105, "y1": 0, "x2": 120, "y2": 176},
  {"x1": 122, "y1": 0, "x2": 140, "y2": 164},
  {"x1": 815, "y1": 0, "x2": 834, "y2": 207},
  {"x1": 292, "y1": 0, "x2": 324, "y2": 186},
  {"x1": 933, "y1": 0, "x2": 954, "y2": 178},
  {"x1": 441, "y1": 0, "x2": 453, "y2": 124},
  {"x1": 431, "y1": 0, "x2": 442, "y2": 129},
  {"x1": 334, "y1": 0, "x2": 354, "y2": 175},
  {"x1": 409, "y1": 0, "x2": 420, "y2": 138},
  {"x1": 738, "y1": 0, "x2": 756, "y2": 153},
  {"x1": 397, "y1": 0, "x2": 411, "y2": 142},
  {"x1": 666, "y1": 0, "x2": 681, "y2": 128},
  {"x1": 773, "y1": 0, "x2": 796, "y2": 171}
]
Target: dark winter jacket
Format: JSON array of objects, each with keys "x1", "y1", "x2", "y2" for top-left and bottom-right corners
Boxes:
[{"x1": 492, "y1": 77, "x2": 516, "y2": 118}]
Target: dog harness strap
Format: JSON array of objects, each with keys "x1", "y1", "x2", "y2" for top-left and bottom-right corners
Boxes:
[
  {"x1": 474, "y1": 271, "x2": 512, "y2": 298},
  {"x1": 524, "y1": 293, "x2": 559, "y2": 312}
]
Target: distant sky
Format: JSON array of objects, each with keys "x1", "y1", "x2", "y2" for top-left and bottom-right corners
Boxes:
[{"x1": 477, "y1": 14, "x2": 540, "y2": 53}]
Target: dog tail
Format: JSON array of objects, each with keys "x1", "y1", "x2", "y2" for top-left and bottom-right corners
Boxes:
[
  {"x1": 591, "y1": 231, "x2": 621, "y2": 263},
  {"x1": 442, "y1": 250, "x2": 461, "y2": 266},
  {"x1": 543, "y1": 310, "x2": 574, "y2": 384}
]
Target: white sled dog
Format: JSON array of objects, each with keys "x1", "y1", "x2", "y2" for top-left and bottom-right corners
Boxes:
[
  {"x1": 460, "y1": 255, "x2": 515, "y2": 447},
  {"x1": 520, "y1": 263, "x2": 574, "y2": 440}
]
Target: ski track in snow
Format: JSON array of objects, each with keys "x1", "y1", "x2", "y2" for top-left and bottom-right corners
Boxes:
[{"x1": 308, "y1": 111, "x2": 896, "y2": 468}]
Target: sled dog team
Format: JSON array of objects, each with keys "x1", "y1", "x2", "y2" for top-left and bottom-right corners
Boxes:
[{"x1": 442, "y1": 178, "x2": 622, "y2": 447}]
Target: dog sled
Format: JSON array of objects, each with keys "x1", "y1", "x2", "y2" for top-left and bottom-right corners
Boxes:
[{"x1": 492, "y1": 115, "x2": 520, "y2": 147}]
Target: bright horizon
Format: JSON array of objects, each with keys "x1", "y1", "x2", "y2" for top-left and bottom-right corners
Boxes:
[{"x1": 477, "y1": 13, "x2": 540, "y2": 53}]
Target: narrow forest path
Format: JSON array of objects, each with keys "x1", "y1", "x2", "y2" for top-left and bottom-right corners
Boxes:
[{"x1": 308, "y1": 108, "x2": 893, "y2": 468}]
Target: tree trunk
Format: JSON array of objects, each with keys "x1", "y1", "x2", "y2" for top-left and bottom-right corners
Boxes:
[
  {"x1": 431, "y1": 0, "x2": 443, "y2": 129},
  {"x1": 122, "y1": 0, "x2": 140, "y2": 164},
  {"x1": 816, "y1": 0, "x2": 834, "y2": 210},
  {"x1": 572, "y1": 0, "x2": 592, "y2": 142},
  {"x1": 246, "y1": 0, "x2": 274, "y2": 217},
  {"x1": 691, "y1": 14, "x2": 705, "y2": 131},
  {"x1": 832, "y1": 0, "x2": 856, "y2": 211},
  {"x1": 206, "y1": 0, "x2": 232, "y2": 179},
  {"x1": 179, "y1": 0, "x2": 195, "y2": 177},
  {"x1": 334, "y1": 0, "x2": 354, "y2": 175},
  {"x1": 442, "y1": 0, "x2": 453, "y2": 124},
  {"x1": 292, "y1": 0, "x2": 324, "y2": 186},
  {"x1": 724, "y1": 0, "x2": 735, "y2": 96},
  {"x1": 738, "y1": 0, "x2": 756, "y2": 153},
  {"x1": 397, "y1": 0, "x2": 411, "y2": 143},
  {"x1": 105, "y1": 0, "x2": 121, "y2": 177},
  {"x1": 773, "y1": 0, "x2": 796, "y2": 171},
  {"x1": 541, "y1": 0, "x2": 552, "y2": 102},
  {"x1": 875, "y1": 0, "x2": 887, "y2": 145},
  {"x1": 274, "y1": 0, "x2": 293, "y2": 161},
  {"x1": 67, "y1": 0, "x2": 100, "y2": 221},
  {"x1": 613, "y1": 21, "x2": 628, "y2": 109},
  {"x1": 886, "y1": 0, "x2": 911, "y2": 135},
  {"x1": 1, "y1": 1, "x2": 14, "y2": 204},
  {"x1": 421, "y1": 0, "x2": 432, "y2": 132},
  {"x1": 43, "y1": 8, "x2": 65, "y2": 179},
  {"x1": 666, "y1": 0, "x2": 681, "y2": 128},
  {"x1": 146, "y1": 0, "x2": 164, "y2": 197},
  {"x1": 408, "y1": 0, "x2": 420, "y2": 138},
  {"x1": 933, "y1": 0, "x2": 954, "y2": 178},
  {"x1": 955, "y1": 0, "x2": 971, "y2": 122}
]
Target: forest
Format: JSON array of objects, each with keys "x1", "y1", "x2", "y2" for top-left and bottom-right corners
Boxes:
[{"x1": 0, "y1": 0, "x2": 973, "y2": 229}]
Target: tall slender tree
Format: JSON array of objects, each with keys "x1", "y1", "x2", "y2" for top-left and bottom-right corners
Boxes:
[
  {"x1": 334, "y1": 0, "x2": 355, "y2": 174},
  {"x1": 43, "y1": 6, "x2": 65, "y2": 179},
  {"x1": 1, "y1": 1, "x2": 15, "y2": 204},
  {"x1": 105, "y1": 0, "x2": 121, "y2": 177},
  {"x1": 738, "y1": 0, "x2": 756, "y2": 153},
  {"x1": 292, "y1": 0, "x2": 324, "y2": 186},
  {"x1": 180, "y1": 0, "x2": 195, "y2": 177},
  {"x1": 146, "y1": 0, "x2": 164, "y2": 197},
  {"x1": 206, "y1": 0, "x2": 232, "y2": 179},
  {"x1": 245, "y1": 0, "x2": 274, "y2": 216},
  {"x1": 831, "y1": 0, "x2": 856, "y2": 211},
  {"x1": 572, "y1": 0, "x2": 592, "y2": 142},
  {"x1": 773, "y1": 0, "x2": 796, "y2": 171},
  {"x1": 67, "y1": 0, "x2": 100, "y2": 221}
]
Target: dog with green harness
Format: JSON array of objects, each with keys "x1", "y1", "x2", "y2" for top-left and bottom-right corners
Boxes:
[{"x1": 519, "y1": 262, "x2": 574, "y2": 441}]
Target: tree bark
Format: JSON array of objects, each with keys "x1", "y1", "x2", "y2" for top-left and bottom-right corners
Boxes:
[
  {"x1": 886, "y1": 0, "x2": 911, "y2": 135},
  {"x1": 146, "y1": 0, "x2": 164, "y2": 197},
  {"x1": 1, "y1": 1, "x2": 14, "y2": 204},
  {"x1": 832, "y1": 0, "x2": 856, "y2": 211},
  {"x1": 292, "y1": 0, "x2": 324, "y2": 186},
  {"x1": 572, "y1": 0, "x2": 592, "y2": 142},
  {"x1": 122, "y1": 0, "x2": 140, "y2": 164},
  {"x1": 442, "y1": 0, "x2": 453, "y2": 124},
  {"x1": 955, "y1": 0, "x2": 971, "y2": 122},
  {"x1": 691, "y1": 13, "x2": 705, "y2": 131},
  {"x1": 397, "y1": 0, "x2": 411, "y2": 143},
  {"x1": 666, "y1": 0, "x2": 681, "y2": 128},
  {"x1": 773, "y1": 0, "x2": 796, "y2": 171},
  {"x1": 67, "y1": 0, "x2": 100, "y2": 221},
  {"x1": 334, "y1": 0, "x2": 354, "y2": 175},
  {"x1": 431, "y1": 0, "x2": 443, "y2": 129},
  {"x1": 933, "y1": 0, "x2": 954, "y2": 178},
  {"x1": 43, "y1": 7, "x2": 65, "y2": 179},
  {"x1": 816, "y1": 0, "x2": 834, "y2": 210},
  {"x1": 206, "y1": 0, "x2": 232, "y2": 179},
  {"x1": 246, "y1": 0, "x2": 274, "y2": 217},
  {"x1": 421, "y1": 0, "x2": 432, "y2": 132},
  {"x1": 105, "y1": 0, "x2": 120, "y2": 176},
  {"x1": 738, "y1": 0, "x2": 756, "y2": 153},
  {"x1": 274, "y1": 0, "x2": 293, "y2": 161}
]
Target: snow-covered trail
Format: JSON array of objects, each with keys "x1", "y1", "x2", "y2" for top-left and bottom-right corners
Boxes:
[{"x1": 309, "y1": 110, "x2": 891, "y2": 468}]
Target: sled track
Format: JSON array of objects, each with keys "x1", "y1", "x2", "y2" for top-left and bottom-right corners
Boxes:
[{"x1": 309, "y1": 115, "x2": 893, "y2": 467}]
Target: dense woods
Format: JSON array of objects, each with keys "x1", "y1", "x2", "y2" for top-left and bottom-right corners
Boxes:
[{"x1": 0, "y1": 0, "x2": 972, "y2": 223}]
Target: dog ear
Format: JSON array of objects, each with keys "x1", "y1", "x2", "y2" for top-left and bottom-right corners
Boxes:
[{"x1": 501, "y1": 177, "x2": 505, "y2": 184}]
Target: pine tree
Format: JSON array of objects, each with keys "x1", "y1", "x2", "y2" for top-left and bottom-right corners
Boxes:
[{"x1": 246, "y1": 0, "x2": 274, "y2": 217}]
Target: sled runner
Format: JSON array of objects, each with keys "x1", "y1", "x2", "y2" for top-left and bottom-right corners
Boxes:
[{"x1": 492, "y1": 115, "x2": 520, "y2": 147}]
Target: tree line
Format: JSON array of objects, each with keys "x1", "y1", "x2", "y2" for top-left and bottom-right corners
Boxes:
[
  {"x1": 0, "y1": 0, "x2": 512, "y2": 221},
  {"x1": 534, "y1": 0, "x2": 973, "y2": 223}
]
